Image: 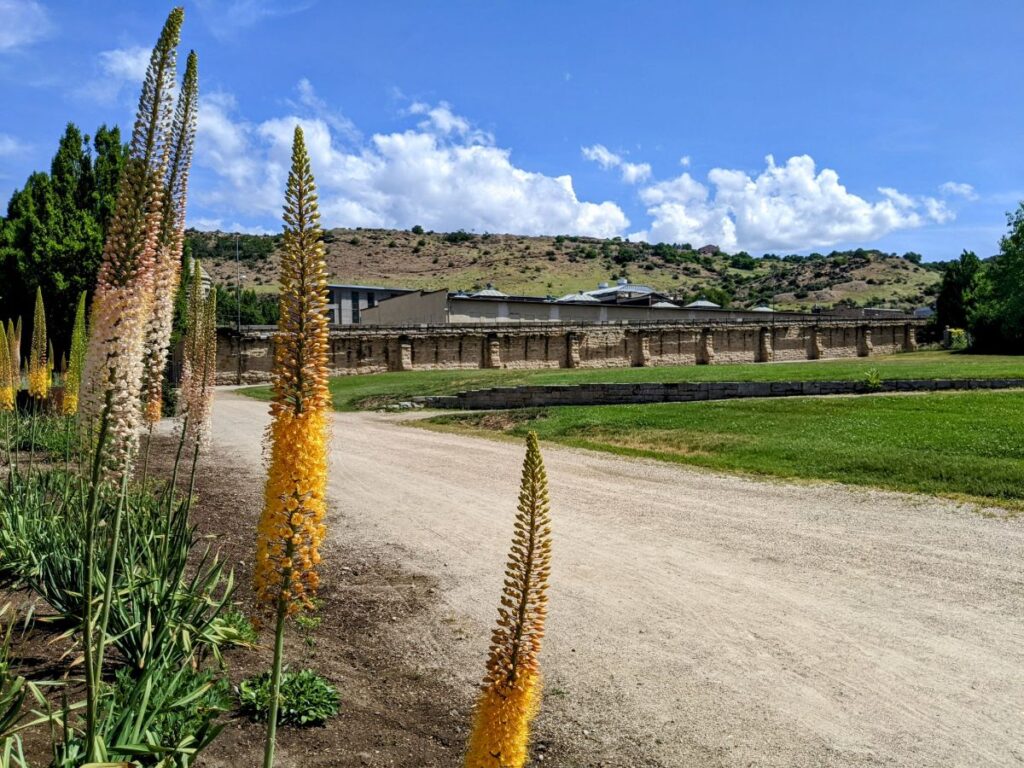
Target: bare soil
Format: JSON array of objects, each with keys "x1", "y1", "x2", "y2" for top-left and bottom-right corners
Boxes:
[{"x1": 151, "y1": 438, "x2": 476, "y2": 768}]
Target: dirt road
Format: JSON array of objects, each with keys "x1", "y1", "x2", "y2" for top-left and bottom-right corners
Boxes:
[{"x1": 211, "y1": 391, "x2": 1024, "y2": 767}]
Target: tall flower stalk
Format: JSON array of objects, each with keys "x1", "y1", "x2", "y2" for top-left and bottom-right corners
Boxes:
[
  {"x1": 63, "y1": 292, "x2": 88, "y2": 416},
  {"x1": 81, "y1": 7, "x2": 183, "y2": 474},
  {"x1": 27, "y1": 288, "x2": 49, "y2": 400},
  {"x1": 466, "y1": 432, "x2": 553, "y2": 768},
  {"x1": 7, "y1": 318, "x2": 20, "y2": 391},
  {"x1": 178, "y1": 262, "x2": 217, "y2": 452},
  {"x1": 0, "y1": 323, "x2": 12, "y2": 412},
  {"x1": 141, "y1": 49, "x2": 199, "y2": 426},
  {"x1": 254, "y1": 125, "x2": 330, "y2": 768},
  {"x1": 75, "y1": 9, "x2": 188, "y2": 759}
]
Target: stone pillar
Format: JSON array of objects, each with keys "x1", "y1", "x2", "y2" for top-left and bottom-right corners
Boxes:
[
  {"x1": 858, "y1": 325, "x2": 873, "y2": 357},
  {"x1": 629, "y1": 332, "x2": 651, "y2": 367},
  {"x1": 904, "y1": 323, "x2": 918, "y2": 352},
  {"x1": 566, "y1": 332, "x2": 581, "y2": 368},
  {"x1": 395, "y1": 336, "x2": 412, "y2": 371},
  {"x1": 758, "y1": 327, "x2": 774, "y2": 363},
  {"x1": 698, "y1": 328, "x2": 715, "y2": 365},
  {"x1": 486, "y1": 334, "x2": 502, "y2": 369},
  {"x1": 808, "y1": 326, "x2": 822, "y2": 360}
]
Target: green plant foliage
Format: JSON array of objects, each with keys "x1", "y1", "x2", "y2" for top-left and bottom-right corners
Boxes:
[
  {"x1": 215, "y1": 607, "x2": 260, "y2": 646},
  {"x1": 238, "y1": 669, "x2": 340, "y2": 727},
  {"x1": 214, "y1": 284, "x2": 280, "y2": 326},
  {"x1": 54, "y1": 658, "x2": 230, "y2": 768},
  {"x1": 863, "y1": 367, "x2": 883, "y2": 390},
  {"x1": 0, "y1": 468, "x2": 239, "y2": 672},
  {"x1": 947, "y1": 328, "x2": 969, "y2": 350}
]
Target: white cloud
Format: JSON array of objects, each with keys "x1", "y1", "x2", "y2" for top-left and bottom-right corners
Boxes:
[
  {"x1": 923, "y1": 196, "x2": 954, "y2": 224},
  {"x1": 195, "y1": 89, "x2": 629, "y2": 238},
  {"x1": 98, "y1": 46, "x2": 150, "y2": 84},
  {"x1": 195, "y1": 0, "x2": 314, "y2": 39},
  {"x1": 75, "y1": 45, "x2": 151, "y2": 105},
  {"x1": 679, "y1": 155, "x2": 691, "y2": 167},
  {"x1": 290, "y1": 78, "x2": 360, "y2": 143},
  {"x1": 581, "y1": 144, "x2": 619, "y2": 170},
  {"x1": 0, "y1": 0, "x2": 51, "y2": 51},
  {"x1": 581, "y1": 143, "x2": 651, "y2": 184},
  {"x1": 632, "y1": 154, "x2": 952, "y2": 251},
  {"x1": 191, "y1": 216, "x2": 274, "y2": 235},
  {"x1": 939, "y1": 181, "x2": 978, "y2": 201},
  {"x1": 0, "y1": 133, "x2": 26, "y2": 156}
]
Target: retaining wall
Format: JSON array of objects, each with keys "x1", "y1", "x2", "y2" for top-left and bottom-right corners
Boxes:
[
  {"x1": 214, "y1": 319, "x2": 924, "y2": 385},
  {"x1": 417, "y1": 377, "x2": 1024, "y2": 410}
]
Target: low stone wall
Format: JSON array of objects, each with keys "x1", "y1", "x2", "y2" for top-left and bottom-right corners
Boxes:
[
  {"x1": 214, "y1": 319, "x2": 925, "y2": 385},
  {"x1": 417, "y1": 377, "x2": 1024, "y2": 410}
]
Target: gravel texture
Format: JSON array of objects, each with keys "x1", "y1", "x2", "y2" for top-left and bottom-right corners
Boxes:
[{"x1": 212, "y1": 391, "x2": 1024, "y2": 767}]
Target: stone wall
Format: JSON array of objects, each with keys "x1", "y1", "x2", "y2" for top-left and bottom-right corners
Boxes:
[
  {"x1": 418, "y1": 377, "x2": 1024, "y2": 410},
  {"x1": 213, "y1": 319, "x2": 924, "y2": 385}
]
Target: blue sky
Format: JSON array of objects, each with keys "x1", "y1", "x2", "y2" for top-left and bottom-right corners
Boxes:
[{"x1": 1, "y1": 0, "x2": 1022, "y2": 259}]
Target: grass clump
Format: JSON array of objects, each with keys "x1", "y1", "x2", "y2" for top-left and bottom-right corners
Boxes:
[{"x1": 238, "y1": 669, "x2": 339, "y2": 727}]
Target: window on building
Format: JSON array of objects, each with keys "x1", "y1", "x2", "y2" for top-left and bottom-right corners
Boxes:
[
  {"x1": 351, "y1": 291, "x2": 360, "y2": 323},
  {"x1": 367, "y1": 292, "x2": 376, "y2": 308}
]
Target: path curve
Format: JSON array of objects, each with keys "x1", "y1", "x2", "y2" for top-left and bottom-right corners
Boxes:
[{"x1": 211, "y1": 391, "x2": 1024, "y2": 767}]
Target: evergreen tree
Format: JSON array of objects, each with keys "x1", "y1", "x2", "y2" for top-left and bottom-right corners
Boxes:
[
  {"x1": 970, "y1": 205, "x2": 1024, "y2": 352},
  {"x1": 935, "y1": 250, "x2": 982, "y2": 331},
  {"x1": 0, "y1": 123, "x2": 127, "y2": 350}
]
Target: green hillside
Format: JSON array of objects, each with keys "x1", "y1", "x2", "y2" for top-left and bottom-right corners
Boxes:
[{"x1": 187, "y1": 227, "x2": 943, "y2": 312}]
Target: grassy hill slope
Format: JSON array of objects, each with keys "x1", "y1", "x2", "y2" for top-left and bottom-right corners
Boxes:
[{"x1": 187, "y1": 227, "x2": 942, "y2": 311}]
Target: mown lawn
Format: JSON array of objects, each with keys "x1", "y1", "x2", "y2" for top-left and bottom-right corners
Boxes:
[
  {"x1": 239, "y1": 351, "x2": 1024, "y2": 411},
  {"x1": 423, "y1": 390, "x2": 1024, "y2": 510}
]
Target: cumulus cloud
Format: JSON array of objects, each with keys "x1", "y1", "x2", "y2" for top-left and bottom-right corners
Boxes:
[
  {"x1": 939, "y1": 181, "x2": 978, "y2": 201},
  {"x1": 581, "y1": 143, "x2": 651, "y2": 184},
  {"x1": 679, "y1": 155, "x2": 691, "y2": 167},
  {"x1": 74, "y1": 45, "x2": 152, "y2": 105},
  {"x1": 194, "y1": 88, "x2": 629, "y2": 238},
  {"x1": 98, "y1": 46, "x2": 150, "y2": 83},
  {"x1": 631, "y1": 155, "x2": 952, "y2": 252},
  {"x1": 0, "y1": 0, "x2": 51, "y2": 51}
]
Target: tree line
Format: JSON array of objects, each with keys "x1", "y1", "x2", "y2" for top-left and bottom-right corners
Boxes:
[{"x1": 935, "y1": 205, "x2": 1024, "y2": 353}]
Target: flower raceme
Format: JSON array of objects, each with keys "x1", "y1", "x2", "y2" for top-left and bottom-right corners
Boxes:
[
  {"x1": 254, "y1": 125, "x2": 331, "y2": 616},
  {"x1": 255, "y1": 407, "x2": 328, "y2": 610},
  {"x1": 466, "y1": 432, "x2": 553, "y2": 768},
  {"x1": 63, "y1": 292, "x2": 88, "y2": 416},
  {"x1": 142, "y1": 49, "x2": 198, "y2": 425},
  {"x1": 80, "y1": 8, "x2": 183, "y2": 472},
  {"x1": 178, "y1": 264, "x2": 217, "y2": 450},
  {"x1": 27, "y1": 288, "x2": 49, "y2": 400},
  {"x1": 0, "y1": 323, "x2": 13, "y2": 412}
]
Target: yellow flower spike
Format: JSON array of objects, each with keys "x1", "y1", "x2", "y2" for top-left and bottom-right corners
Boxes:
[
  {"x1": 62, "y1": 292, "x2": 88, "y2": 416},
  {"x1": 0, "y1": 323, "x2": 13, "y2": 412},
  {"x1": 27, "y1": 288, "x2": 50, "y2": 400},
  {"x1": 466, "y1": 432, "x2": 553, "y2": 768},
  {"x1": 255, "y1": 125, "x2": 331, "y2": 768}
]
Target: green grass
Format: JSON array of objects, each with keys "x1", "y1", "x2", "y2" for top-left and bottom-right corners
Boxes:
[
  {"x1": 422, "y1": 390, "x2": 1024, "y2": 510},
  {"x1": 239, "y1": 351, "x2": 1024, "y2": 411}
]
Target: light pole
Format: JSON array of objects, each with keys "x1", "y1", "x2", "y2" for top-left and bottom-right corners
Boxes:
[{"x1": 235, "y1": 234, "x2": 243, "y2": 385}]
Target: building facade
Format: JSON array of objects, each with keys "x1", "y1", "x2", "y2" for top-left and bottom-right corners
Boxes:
[{"x1": 327, "y1": 284, "x2": 414, "y2": 325}]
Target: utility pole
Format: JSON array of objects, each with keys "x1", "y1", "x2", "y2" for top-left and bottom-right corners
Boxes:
[{"x1": 236, "y1": 234, "x2": 242, "y2": 385}]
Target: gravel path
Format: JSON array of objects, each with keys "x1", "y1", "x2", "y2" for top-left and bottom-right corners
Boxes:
[{"x1": 212, "y1": 391, "x2": 1024, "y2": 767}]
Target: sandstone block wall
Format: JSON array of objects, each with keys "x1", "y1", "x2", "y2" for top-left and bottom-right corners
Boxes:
[{"x1": 212, "y1": 320, "x2": 924, "y2": 385}]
